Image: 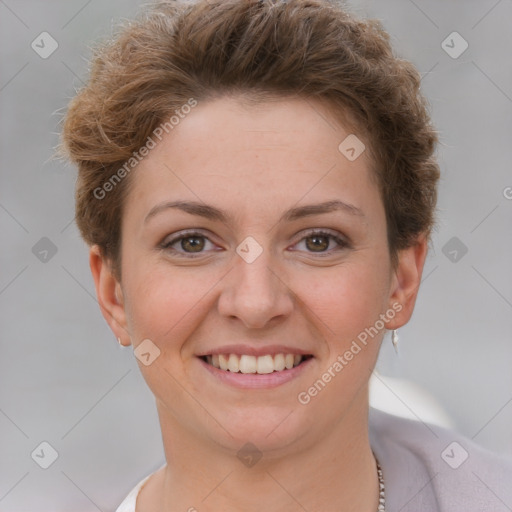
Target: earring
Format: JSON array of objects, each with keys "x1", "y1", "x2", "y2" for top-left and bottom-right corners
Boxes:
[
  {"x1": 117, "y1": 337, "x2": 125, "y2": 347},
  {"x1": 391, "y1": 329, "x2": 399, "y2": 354}
]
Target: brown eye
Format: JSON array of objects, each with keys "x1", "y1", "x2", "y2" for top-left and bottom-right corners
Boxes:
[
  {"x1": 181, "y1": 236, "x2": 205, "y2": 252},
  {"x1": 161, "y1": 231, "x2": 216, "y2": 257},
  {"x1": 305, "y1": 234, "x2": 330, "y2": 252},
  {"x1": 292, "y1": 230, "x2": 349, "y2": 255}
]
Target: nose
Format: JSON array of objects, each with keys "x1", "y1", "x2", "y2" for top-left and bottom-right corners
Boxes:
[{"x1": 217, "y1": 247, "x2": 294, "y2": 329}]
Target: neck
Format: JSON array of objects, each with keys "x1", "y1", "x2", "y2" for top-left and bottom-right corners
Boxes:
[{"x1": 149, "y1": 389, "x2": 379, "y2": 512}]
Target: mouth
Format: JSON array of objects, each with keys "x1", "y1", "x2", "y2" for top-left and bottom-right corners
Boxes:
[{"x1": 199, "y1": 353, "x2": 314, "y2": 374}]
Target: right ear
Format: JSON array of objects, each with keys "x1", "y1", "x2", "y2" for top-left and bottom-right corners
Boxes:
[{"x1": 89, "y1": 245, "x2": 131, "y2": 346}]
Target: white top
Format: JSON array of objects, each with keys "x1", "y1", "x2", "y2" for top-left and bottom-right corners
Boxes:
[
  {"x1": 115, "y1": 465, "x2": 164, "y2": 512},
  {"x1": 115, "y1": 408, "x2": 512, "y2": 512}
]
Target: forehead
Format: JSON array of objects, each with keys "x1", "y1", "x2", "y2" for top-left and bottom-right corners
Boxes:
[
  {"x1": 124, "y1": 95, "x2": 382, "y2": 225},
  {"x1": 162, "y1": 95, "x2": 365, "y2": 159}
]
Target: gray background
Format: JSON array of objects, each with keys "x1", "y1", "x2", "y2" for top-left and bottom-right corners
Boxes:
[{"x1": 1, "y1": 0, "x2": 511, "y2": 510}]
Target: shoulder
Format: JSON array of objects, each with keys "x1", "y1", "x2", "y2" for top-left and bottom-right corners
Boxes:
[{"x1": 369, "y1": 407, "x2": 512, "y2": 512}]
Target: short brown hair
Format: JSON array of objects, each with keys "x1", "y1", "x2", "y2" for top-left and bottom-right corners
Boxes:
[{"x1": 60, "y1": 0, "x2": 440, "y2": 277}]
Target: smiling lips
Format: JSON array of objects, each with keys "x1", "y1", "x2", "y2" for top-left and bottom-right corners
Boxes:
[{"x1": 203, "y1": 353, "x2": 309, "y2": 374}]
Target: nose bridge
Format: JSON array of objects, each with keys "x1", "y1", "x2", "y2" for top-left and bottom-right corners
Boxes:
[
  {"x1": 235, "y1": 244, "x2": 278, "y2": 303},
  {"x1": 218, "y1": 240, "x2": 293, "y2": 328},
  {"x1": 237, "y1": 250, "x2": 274, "y2": 291}
]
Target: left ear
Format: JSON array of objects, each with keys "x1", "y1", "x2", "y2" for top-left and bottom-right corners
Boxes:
[{"x1": 385, "y1": 233, "x2": 428, "y2": 330}]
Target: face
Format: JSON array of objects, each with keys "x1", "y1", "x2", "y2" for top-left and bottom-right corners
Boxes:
[{"x1": 92, "y1": 95, "x2": 425, "y2": 455}]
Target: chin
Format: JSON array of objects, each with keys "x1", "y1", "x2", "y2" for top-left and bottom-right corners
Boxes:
[{"x1": 204, "y1": 403, "x2": 318, "y2": 456}]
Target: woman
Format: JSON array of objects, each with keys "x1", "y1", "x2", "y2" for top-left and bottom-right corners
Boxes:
[{"x1": 60, "y1": 0, "x2": 512, "y2": 510}]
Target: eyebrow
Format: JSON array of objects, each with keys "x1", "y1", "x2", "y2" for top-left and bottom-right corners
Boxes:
[{"x1": 144, "y1": 199, "x2": 365, "y2": 225}]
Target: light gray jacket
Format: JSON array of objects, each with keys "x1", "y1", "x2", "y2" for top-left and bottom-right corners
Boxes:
[
  {"x1": 369, "y1": 407, "x2": 512, "y2": 511},
  {"x1": 116, "y1": 408, "x2": 512, "y2": 511}
]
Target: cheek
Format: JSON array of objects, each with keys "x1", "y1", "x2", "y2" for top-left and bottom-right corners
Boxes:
[
  {"x1": 290, "y1": 260, "x2": 390, "y2": 351},
  {"x1": 123, "y1": 263, "x2": 219, "y2": 351}
]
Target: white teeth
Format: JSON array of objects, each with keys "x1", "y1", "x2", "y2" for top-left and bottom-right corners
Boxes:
[
  {"x1": 218, "y1": 354, "x2": 229, "y2": 371},
  {"x1": 257, "y1": 355, "x2": 274, "y2": 374},
  {"x1": 204, "y1": 353, "x2": 306, "y2": 374},
  {"x1": 274, "y1": 353, "x2": 285, "y2": 371},
  {"x1": 239, "y1": 354, "x2": 257, "y2": 374},
  {"x1": 228, "y1": 354, "x2": 239, "y2": 372}
]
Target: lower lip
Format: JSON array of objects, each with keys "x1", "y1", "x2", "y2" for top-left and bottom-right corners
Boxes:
[{"x1": 197, "y1": 357, "x2": 313, "y2": 389}]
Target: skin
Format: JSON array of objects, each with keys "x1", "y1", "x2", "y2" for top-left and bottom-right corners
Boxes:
[{"x1": 90, "y1": 95, "x2": 427, "y2": 512}]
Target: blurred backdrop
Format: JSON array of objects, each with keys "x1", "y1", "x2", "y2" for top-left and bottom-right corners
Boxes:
[{"x1": 1, "y1": 0, "x2": 511, "y2": 510}]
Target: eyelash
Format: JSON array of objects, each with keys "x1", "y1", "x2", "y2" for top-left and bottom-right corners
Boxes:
[{"x1": 160, "y1": 229, "x2": 350, "y2": 258}]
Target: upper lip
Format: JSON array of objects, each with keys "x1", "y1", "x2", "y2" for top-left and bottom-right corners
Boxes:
[{"x1": 196, "y1": 344, "x2": 313, "y2": 357}]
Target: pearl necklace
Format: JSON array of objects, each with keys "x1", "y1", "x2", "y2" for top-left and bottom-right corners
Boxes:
[{"x1": 376, "y1": 457, "x2": 386, "y2": 511}]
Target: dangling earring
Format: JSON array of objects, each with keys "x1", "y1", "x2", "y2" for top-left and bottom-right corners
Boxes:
[{"x1": 391, "y1": 329, "x2": 399, "y2": 354}]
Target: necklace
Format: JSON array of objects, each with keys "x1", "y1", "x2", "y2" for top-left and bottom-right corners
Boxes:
[{"x1": 376, "y1": 457, "x2": 386, "y2": 511}]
